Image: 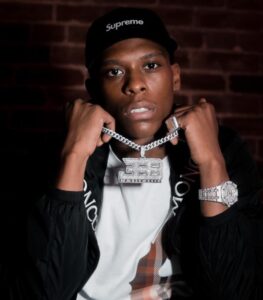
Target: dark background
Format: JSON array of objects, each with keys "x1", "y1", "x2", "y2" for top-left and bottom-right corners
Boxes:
[{"x1": 0, "y1": 0, "x2": 262, "y2": 249}]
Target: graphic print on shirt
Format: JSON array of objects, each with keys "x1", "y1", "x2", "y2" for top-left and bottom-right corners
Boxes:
[
  {"x1": 171, "y1": 158, "x2": 199, "y2": 216},
  {"x1": 129, "y1": 233, "x2": 172, "y2": 300},
  {"x1": 83, "y1": 179, "x2": 98, "y2": 231}
]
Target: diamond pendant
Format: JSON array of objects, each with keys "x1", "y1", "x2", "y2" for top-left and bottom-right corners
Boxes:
[{"x1": 118, "y1": 157, "x2": 163, "y2": 183}]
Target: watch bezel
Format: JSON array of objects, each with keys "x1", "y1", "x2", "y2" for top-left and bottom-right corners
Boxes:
[
  {"x1": 199, "y1": 180, "x2": 238, "y2": 207},
  {"x1": 221, "y1": 181, "x2": 238, "y2": 206}
]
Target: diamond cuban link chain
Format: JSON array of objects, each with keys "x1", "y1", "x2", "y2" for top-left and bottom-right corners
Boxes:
[
  {"x1": 101, "y1": 126, "x2": 180, "y2": 183},
  {"x1": 102, "y1": 127, "x2": 179, "y2": 157}
]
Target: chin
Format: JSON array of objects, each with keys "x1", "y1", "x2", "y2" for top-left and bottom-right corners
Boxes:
[{"x1": 117, "y1": 121, "x2": 163, "y2": 141}]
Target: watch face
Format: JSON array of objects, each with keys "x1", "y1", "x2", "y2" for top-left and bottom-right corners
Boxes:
[{"x1": 222, "y1": 181, "x2": 238, "y2": 206}]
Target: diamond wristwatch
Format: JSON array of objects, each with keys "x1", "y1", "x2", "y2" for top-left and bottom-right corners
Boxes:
[{"x1": 198, "y1": 180, "x2": 238, "y2": 207}]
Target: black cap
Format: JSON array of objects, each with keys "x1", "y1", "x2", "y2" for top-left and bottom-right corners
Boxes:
[{"x1": 85, "y1": 7, "x2": 177, "y2": 70}]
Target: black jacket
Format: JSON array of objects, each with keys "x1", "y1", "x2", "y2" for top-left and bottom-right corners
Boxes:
[{"x1": 1, "y1": 127, "x2": 263, "y2": 300}]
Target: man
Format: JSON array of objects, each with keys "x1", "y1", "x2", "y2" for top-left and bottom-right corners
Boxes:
[{"x1": 2, "y1": 7, "x2": 263, "y2": 300}]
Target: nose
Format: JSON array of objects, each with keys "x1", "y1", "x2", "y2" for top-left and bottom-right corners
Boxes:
[{"x1": 123, "y1": 71, "x2": 146, "y2": 95}]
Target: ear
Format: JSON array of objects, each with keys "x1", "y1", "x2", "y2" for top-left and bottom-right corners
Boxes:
[{"x1": 171, "y1": 63, "x2": 181, "y2": 92}]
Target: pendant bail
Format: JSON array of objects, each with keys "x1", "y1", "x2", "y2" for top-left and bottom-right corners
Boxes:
[{"x1": 140, "y1": 146, "x2": 146, "y2": 158}]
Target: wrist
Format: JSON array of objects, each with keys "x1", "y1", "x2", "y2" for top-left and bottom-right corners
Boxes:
[
  {"x1": 56, "y1": 152, "x2": 89, "y2": 191},
  {"x1": 61, "y1": 137, "x2": 91, "y2": 162},
  {"x1": 199, "y1": 157, "x2": 228, "y2": 188},
  {"x1": 199, "y1": 180, "x2": 238, "y2": 216},
  {"x1": 61, "y1": 147, "x2": 90, "y2": 163}
]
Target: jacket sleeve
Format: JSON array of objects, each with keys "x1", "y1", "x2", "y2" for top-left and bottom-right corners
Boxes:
[
  {"x1": 196, "y1": 130, "x2": 263, "y2": 300},
  {"x1": 1, "y1": 189, "x2": 99, "y2": 300}
]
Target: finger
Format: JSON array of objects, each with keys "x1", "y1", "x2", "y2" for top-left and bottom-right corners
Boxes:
[
  {"x1": 169, "y1": 135, "x2": 179, "y2": 146},
  {"x1": 165, "y1": 115, "x2": 181, "y2": 145},
  {"x1": 174, "y1": 105, "x2": 194, "y2": 117},
  {"x1": 65, "y1": 98, "x2": 86, "y2": 120},
  {"x1": 97, "y1": 139, "x2": 104, "y2": 147},
  {"x1": 64, "y1": 99, "x2": 76, "y2": 114},
  {"x1": 199, "y1": 97, "x2": 207, "y2": 104},
  {"x1": 165, "y1": 115, "x2": 180, "y2": 132},
  {"x1": 101, "y1": 113, "x2": 115, "y2": 143}
]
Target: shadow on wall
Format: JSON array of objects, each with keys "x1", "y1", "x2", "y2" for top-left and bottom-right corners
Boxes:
[
  {"x1": 0, "y1": 20, "x2": 89, "y2": 188},
  {"x1": 0, "y1": 18, "x2": 88, "y2": 260}
]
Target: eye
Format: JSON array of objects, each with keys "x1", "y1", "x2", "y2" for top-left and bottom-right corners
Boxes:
[
  {"x1": 144, "y1": 62, "x2": 160, "y2": 70},
  {"x1": 106, "y1": 68, "x2": 124, "y2": 77}
]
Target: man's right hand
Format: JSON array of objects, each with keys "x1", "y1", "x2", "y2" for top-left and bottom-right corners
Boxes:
[
  {"x1": 63, "y1": 98, "x2": 115, "y2": 159},
  {"x1": 56, "y1": 99, "x2": 115, "y2": 191}
]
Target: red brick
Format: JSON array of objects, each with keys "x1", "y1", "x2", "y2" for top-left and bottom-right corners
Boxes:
[
  {"x1": 56, "y1": 5, "x2": 113, "y2": 23},
  {"x1": 220, "y1": 116, "x2": 263, "y2": 136},
  {"x1": 194, "y1": 11, "x2": 261, "y2": 31},
  {"x1": 0, "y1": 3, "x2": 52, "y2": 22},
  {"x1": 156, "y1": 8, "x2": 193, "y2": 26},
  {"x1": 260, "y1": 56, "x2": 263, "y2": 72},
  {"x1": 45, "y1": 88, "x2": 89, "y2": 106},
  {"x1": 181, "y1": 73, "x2": 225, "y2": 91},
  {"x1": 258, "y1": 140, "x2": 263, "y2": 158},
  {"x1": 174, "y1": 50, "x2": 190, "y2": 68},
  {"x1": 171, "y1": 29, "x2": 203, "y2": 48},
  {"x1": 227, "y1": 0, "x2": 263, "y2": 10},
  {"x1": 192, "y1": 94, "x2": 263, "y2": 115},
  {"x1": 58, "y1": 5, "x2": 193, "y2": 26},
  {"x1": 32, "y1": 25, "x2": 65, "y2": 43},
  {"x1": 68, "y1": 25, "x2": 87, "y2": 43},
  {"x1": 230, "y1": 75, "x2": 263, "y2": 94},
  {"x1": 51, "y1": 46, "x2": 85, "y2": 65},
  {"x1": 0, "y1": 111, "x2": 7, "y2": 130},
  {"x1": 0, "y1": 23, "x2": 30, "y2": 44},
  {"x1": 256, "y1": 160, "x2": 263, "y2": 179},
  {"x1": 16, "y1": 67, "x2": 84, "y2": 87},
  {"x1": 240, "y1": 137, "x2": 258, "y2": 157},
  {"x1": 1, "y1": 130, "x2": 63, "y2": 157},
  {"x1": 237, "y1": 33, "x2": 263, "y2": 53},
  {"x1": 0, "y1": 87, "x2": 46, "y2": 106},
  {"x1": 0, "y1": 66, "x2": 13, "y2": 84},
  {"x1": 11, "y1": 109, "x2": 64, "y2": 131},
  {"x1": 161, "y1": 0, "x2": 224, "y2": 6},
  {"x1": 173, "y1": 94, "x2": 190, "y2": 106},
  {"x1": 191, "y1": 51, "x2": 260, "y2": 72},
  {"x1": 0, "y1": 46, "x2": 50, "y2": 64},
  {"x1": 98, "y1": 0, "x2": 155, "y2": 3},
  {"x1": 205, "y1": 32, "x2": 237, "y2": 50}
]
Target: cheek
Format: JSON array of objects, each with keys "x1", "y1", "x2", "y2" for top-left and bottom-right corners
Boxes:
[
  {"x1": 99, "y1": 82, "x2": 120, "y2": 111},
  {"x1": 154, "y1": 77, "x2": 175, "y2": 114}
]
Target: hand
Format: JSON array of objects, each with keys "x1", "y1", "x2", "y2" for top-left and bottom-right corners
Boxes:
[
  {"x1": 56, "y1": 99, "x2": 115, "y2": 191},
  {"x1": 63, "y1": 98, "x2": 115, "y2": 160},
  {"x1": 166, "y1": 98, "x2": 223, "y2": 168}
]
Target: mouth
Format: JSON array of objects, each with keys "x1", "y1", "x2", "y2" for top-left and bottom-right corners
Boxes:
[
  {"x1": 130, "y1": 107, "x2": 150, "y2": 114},
  {"x1": 124, "y1": 101, "x2": 156, "y2": 121}
]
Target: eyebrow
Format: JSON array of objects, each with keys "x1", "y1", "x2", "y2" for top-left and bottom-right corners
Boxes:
[{"x1": 101, "y1": 51, "x2": 165, "y2": 67}]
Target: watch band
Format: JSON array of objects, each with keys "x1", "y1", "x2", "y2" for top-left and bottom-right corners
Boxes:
[{"x1": 198, "y1": 180, "x2": 238, "y2": 207}]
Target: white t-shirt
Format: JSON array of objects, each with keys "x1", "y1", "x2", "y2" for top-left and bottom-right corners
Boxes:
[{"x1": 77, "y1": 148, "x2": 172, "y2": 300}]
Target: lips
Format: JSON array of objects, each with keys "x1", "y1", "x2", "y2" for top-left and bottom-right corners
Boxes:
[
  {"x1": 130, "y1": 107, "x2": 149, "y2": 114},
  {"x1": 124, "y1": 101, "x2": 156, "y2": 121}
]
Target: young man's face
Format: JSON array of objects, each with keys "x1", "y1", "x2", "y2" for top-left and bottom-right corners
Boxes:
[{"x1": 97, "y1": 38, "x2": 180, "y2": 142}]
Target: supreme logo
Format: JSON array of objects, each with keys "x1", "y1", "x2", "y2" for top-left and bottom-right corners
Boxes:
[{"x1": 106, "y1": 19, "x2": 144, "y2": 32}]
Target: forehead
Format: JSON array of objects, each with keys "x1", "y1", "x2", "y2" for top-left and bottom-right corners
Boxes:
[{"x1": 100, "y1": 38, "x2": 169, "y2": 63}]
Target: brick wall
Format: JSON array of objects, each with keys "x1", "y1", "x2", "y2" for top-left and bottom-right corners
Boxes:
[{"x1": 0, "y1": 0, "x2": 263, "y2": 199}]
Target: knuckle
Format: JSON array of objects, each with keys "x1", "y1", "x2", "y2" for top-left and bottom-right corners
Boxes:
[
  {"x1": 74, "y1": 98, "x2": 84, "y2": 106},
  {"x1": 208, "y1": 102, "x2": 215, "y2": 111}
]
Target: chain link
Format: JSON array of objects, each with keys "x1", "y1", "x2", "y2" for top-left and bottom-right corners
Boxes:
[{"x1": 102, "y1": 127, "x2": 179, "y2": 155}]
